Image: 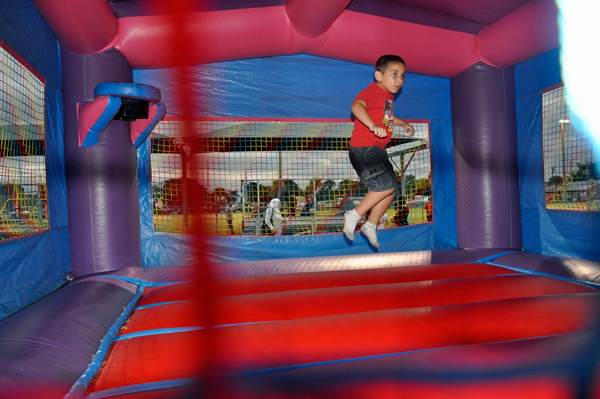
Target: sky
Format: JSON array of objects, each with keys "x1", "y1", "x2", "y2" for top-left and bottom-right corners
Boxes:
[
  {"x1": 150, "y1": 121, "x2": 431, "y2": 192},
  {"x1": 542, "y1": 86, "x2": 597, "y2": 182}
]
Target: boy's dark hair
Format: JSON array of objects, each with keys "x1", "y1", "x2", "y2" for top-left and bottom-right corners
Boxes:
[{"x1": 375, "y1": 55, "x2": 405, "y2": 73}]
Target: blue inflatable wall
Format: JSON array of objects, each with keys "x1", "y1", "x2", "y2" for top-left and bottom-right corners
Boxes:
[
  {"x1": 134, "y1": 56, "x2": 457, "y2": 264},
  {"x1": 516, "y1": 48, "x2": 600, "y2": 261},
  {"x1": 0, "y1": 2, "x2": 69, "y2": 319}
]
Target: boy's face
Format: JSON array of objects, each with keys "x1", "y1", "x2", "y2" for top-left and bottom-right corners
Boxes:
[{"x1": 375, "y1": 62, "x2": 406, "y2": 94}]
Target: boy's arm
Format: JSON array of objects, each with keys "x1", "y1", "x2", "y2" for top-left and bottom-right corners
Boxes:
[{"x1": 351, "y1": 100, "x2": 388, "y2": 138}]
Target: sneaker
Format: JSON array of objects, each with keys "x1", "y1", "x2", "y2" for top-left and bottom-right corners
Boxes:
[
  {"x1": 361, "y1": 222, "x2": 380, "y2": 248},
  {"x1": 343, "y1": 210, "x2": 360, "y2": 241}
]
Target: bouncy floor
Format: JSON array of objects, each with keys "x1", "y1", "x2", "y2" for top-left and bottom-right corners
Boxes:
[{"x1": 2, "y1": 249, "x2": 600, "y2": 398}]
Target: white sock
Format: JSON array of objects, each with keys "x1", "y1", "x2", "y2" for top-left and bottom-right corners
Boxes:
[
  {"x1": 343, "y1": 209, "x2": 361, "y2": 240},
  {"x1": 361, "y1": 220, "x2": 380, "y2": 248},
  {"x1": 363, "y1": 221, "x2": 377, "y2": 230}
]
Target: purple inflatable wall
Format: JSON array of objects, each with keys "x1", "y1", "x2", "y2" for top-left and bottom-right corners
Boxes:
[
  {"x1": 451, "y1": 62, "x2": 522, "y2": 250},
  {"x1": 61, "y1": 48, "x2": 142, "y2": 277}
]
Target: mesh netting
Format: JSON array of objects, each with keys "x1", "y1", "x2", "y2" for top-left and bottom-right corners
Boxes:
[
  {"x1": 543, "y1": 86, "x2": 599, "y2": 211},
  {"x1": 151, "y1": 118, "x2": 431, "y2": 235},
  {"x1": 0, "y1": 43, "x2": 47, "y2": 241}
]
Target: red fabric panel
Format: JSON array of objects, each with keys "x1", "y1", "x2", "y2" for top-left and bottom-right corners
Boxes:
[
  {"x1": 86, "y1": 331, "x2": 203, "y2": 392},
  {"x1": 477, "y1": 0, "x2": 559, "y2": 68},
  {"x1": 123, "y1": 274, "x2": 596, "y2": 334},
  {"x1": 29, "y1": 0, "x2": 118, "y2": 54},
  {"x1": 215, "y1": 263, "x2": 514, "y2": 296},
  {"x1": 113, "y1": 8, "x2": 478, "y2": 77},
  {"x1": 137, "y1": 283, "x2": 198, "y2": 306},
  {"x1": 137, "y1": 263, "x2": 514, "y2": 307},
  {"x1": 30, "y1": 0, "x2": 559, "y2": 76},
  {"x1": 89, "y1": 293, "x2": 599, "y2": 391},
  {"x1": 305, "y1": 11, "x2": 480, "y2": 78},
  {"x1": 114, "y1": 7, "x2": 307, "y2": 69},
  {"x1": 129, "y1": 274, "x2": 596, "y2": 333},
  {"x1": 76, "y1": 95, "x2": 111, "y2": 146}
]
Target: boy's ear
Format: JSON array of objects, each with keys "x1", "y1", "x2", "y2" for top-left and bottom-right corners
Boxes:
[{"x1": 374, "y1": 70, "x2": 382, "y2": 82}]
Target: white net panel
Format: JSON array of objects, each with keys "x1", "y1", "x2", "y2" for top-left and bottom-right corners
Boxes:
[
  {"x1": 543, "y1": 85, "x2": 599, "y2": 211},
  {"x1": 150, "y1": 119, "x2": 431, "y2": 235},
  {"x1": 0, "y1": 43, "x2": 47, "y2": 241}
]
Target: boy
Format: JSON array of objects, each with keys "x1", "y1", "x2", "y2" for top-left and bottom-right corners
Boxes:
[{"x1": 343, "y1": 55, "x2": 414, "y2": 248}]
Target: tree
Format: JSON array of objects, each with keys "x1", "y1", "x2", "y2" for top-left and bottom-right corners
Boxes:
[
  {"x1": 571, "y1": 162, "x2": 599, "y2": 182},
  {"x1": 244, "y1": 181, "x2": 259, "y2": 203},
  {"x1": 316, "y1": 179, "x2": 337, "y2": 202},
  {"x1": 335, "y1": 179, "x2": 360, "y2": 198},
  {"x1": 161, "y1": 178, "x2": 203, "y2": 212},
  {"x1": 403, "y1": 175, "x2": 417, "y2": 197},
  {"x1": 270, "y1": 179, "x2": 302, "y2": 216},
  {"x1": 415, "y1": 177, "x2": 431, "y2": 196},
  {"x1": 547, "y1": 175, "x2": 563, "y2": 187},
  {"x1": 211, "y1": 187, "x2": 228, "y2": 201},
  {"x1": 304, "y1": 178, "x2": 323, "y2": 197}
]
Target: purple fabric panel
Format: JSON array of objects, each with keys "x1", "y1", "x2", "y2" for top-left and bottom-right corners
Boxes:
[
  {"x1": 494, "y1": 252, "x2": 600, "y2": 285},
  {"x1": 211, "y1": 248, "x2": 512, "y2": 278},
  {"x1": 451, "y1": 62, "x2": 522, "y2": 250},
  {"x1": 347, "y1": 0, "x2": 485, "y2": 34},
  {"x1": 0, "y1": 279, "x2": 136, "y2": 397},
  {"x1": 108, "y1": 249, "x2": 511, "y2": 281},
  {"x1": 62, "y1": 47, "x2": 142, "y2": 278}
]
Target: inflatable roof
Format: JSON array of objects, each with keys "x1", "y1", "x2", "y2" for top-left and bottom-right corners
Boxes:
[{"x1": 31, "y1": 0, "x2": 559, "y2": 77}]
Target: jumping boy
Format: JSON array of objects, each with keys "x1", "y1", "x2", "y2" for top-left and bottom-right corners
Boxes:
[{"x1": 343, "y1": 55, "x2": 414, "y2": 248}]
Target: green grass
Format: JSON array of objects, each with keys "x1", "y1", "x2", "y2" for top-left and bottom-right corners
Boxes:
[{"x1": 154, "y1": 206, "x2": 430, "y2": 235}]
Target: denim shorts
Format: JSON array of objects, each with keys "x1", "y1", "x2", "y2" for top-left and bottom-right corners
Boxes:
[{"x1": 348, "y1": 145, "x2": 399, "y2": 195}]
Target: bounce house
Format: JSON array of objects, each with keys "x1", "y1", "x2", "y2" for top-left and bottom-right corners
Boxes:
[{"x1": 1, "y1": 0, "x2": 600, "y2": 398}]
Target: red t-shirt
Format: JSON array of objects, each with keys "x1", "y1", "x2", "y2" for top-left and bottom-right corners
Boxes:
[{"x1": 349, "y1": 82, "x2": 395, "y2": 149}]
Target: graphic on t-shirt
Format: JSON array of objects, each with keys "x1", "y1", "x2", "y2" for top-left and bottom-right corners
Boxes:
[{"x1": 382, "y1": 99, "x2": 394, "y2": 132}]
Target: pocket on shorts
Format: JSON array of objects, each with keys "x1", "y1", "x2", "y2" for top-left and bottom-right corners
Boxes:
[{"x1": 361, "y1": 163, "x2": 386, "y2": 181}]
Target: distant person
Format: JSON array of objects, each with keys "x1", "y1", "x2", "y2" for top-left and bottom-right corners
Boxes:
[
  {"x1": 222, "y1": 202, "x2": 234, "y2": 234},
  {"x1": 337, "y1": 195, "x2": 354, "y2": 215},
  {"x1": 343, "y1": 55, "x2": 414, "y2": 248},
  {"x1": 425, "y1": 200, "x2": 432, "y2": 222},
  {"x1": 264, "y1": 198, "x2": 283, "y2": 235},
  {"x1": 377, "y1": 213, "x2": 389, "y2": 229},
  {"x1": 392, "y1": 196, "x2": 409, "y2": 226},
  {"x1": 300, "y1": 198, "x2": 313, "y2": 216}
]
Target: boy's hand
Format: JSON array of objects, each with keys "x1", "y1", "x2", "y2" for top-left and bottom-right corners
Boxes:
[
  {"x1": 370, "y1": 125, "x2": 388, "y2": 138},
  {"x1": 398, "y1": 120, "x2": 415, "y2": 136}
]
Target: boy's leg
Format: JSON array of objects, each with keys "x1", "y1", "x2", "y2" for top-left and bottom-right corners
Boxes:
[
  {"x1": 359, "y1": 192, "x2": 395, "y2": 248},
  {"x1": 366, "y1": 193, "x2": 395, "y2": 224},
  {"x1": 355, "y1": 189, "x2": 395, "y2": 216},
  {"x1": 344, "y1": 189, "x2": 394, "y2": 241}
]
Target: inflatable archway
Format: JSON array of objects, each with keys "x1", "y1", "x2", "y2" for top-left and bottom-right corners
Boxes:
[{"x1": 1, "y1": 1, "x2": 599, "y2": 398}]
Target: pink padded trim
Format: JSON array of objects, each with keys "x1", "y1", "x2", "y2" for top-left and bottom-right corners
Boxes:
[
  {"x1": 477, "y1": 0, "x2": 559, "y2": 68},
  {"x1": 29, "y1": 0, "x2": 118, "y2": 54}
]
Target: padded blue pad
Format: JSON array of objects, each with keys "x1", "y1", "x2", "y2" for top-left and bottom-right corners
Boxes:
[
  {"x1": 94, "y1": 82, "x2": 161, "y2": 102},
  {"x1": 79, "y1": 95, "x2": 122, "y2": 147}
]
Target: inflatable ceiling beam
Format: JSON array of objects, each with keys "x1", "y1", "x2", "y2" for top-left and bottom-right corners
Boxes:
[{"x1": 30, "y1": 0, "x2": 559, "y2": 78}]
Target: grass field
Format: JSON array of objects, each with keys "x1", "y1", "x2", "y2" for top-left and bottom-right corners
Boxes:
[
  {"x1": 545, "y1": 201, "x2": 600, "y2": 211},
  {"x1": 154, "y1": 206, "x2": 430, "y2": 235}
]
